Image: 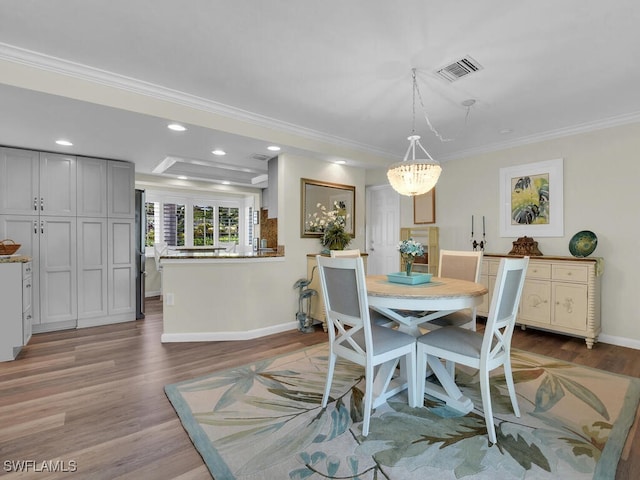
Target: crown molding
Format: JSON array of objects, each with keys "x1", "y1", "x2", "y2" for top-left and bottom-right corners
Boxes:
[
  {"x1": 3, "y1": 42, "x2": 639, "y2": 166},
  {"x1": 0, "y1": 42, "x2": 393, "y2": 159},
  {"x1": 439, "y1": 110, "x2": 640, "y2": 162}
]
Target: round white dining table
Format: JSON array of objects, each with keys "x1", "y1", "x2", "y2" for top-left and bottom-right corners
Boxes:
[
  {"x1": 366, "y1": 274, "x2": 488, "y2": 412},
  {"x1": 366, "y1": 275, "x2": 488, "y2": 336}
]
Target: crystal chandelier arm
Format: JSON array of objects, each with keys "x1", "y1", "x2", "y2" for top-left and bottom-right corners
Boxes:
[{"x1": 403, "y1": 135, "x2": 436, "y2": 163}]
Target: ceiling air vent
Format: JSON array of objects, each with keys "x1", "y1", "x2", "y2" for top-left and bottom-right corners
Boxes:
[
  {"x1": 251, "y1": 153, "x2": 271, "y2": 161},
  {"x1": 436, "y1": 56, "x2": 483, "y2": 82}
]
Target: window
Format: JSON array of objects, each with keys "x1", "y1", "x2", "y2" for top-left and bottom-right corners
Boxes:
[
  {"x1": 163, "y1": 203, "x2": 185, "y2": 246},
  {"x1": 218, "y1": 206, "x2": 239, "y2": 244},
  {"x1": 145, "y1": 201, "x2": 158, "y2": 247},
  {"x1": 193, "y1": 204, "x2": 214, "y2": 246},
  {"x1": 144, "y1": 190, "x2": 255, "y2": 252}
]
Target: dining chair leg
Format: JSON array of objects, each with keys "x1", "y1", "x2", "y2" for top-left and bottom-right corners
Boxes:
[
  {"x1": 504, "y1": 356, "x2": 521, "y2": 417},
  {"x1": 445, "y1": 360, "x2": 456, "y2": 378},
  {"x1": 479, "y1": 369, "x2": 497, "y2": 445},
  {"x1": 322, "y1": 353, "x2": 337, "y2": 407},
  {"x1": 416, "y1": 346, "x2": 428, "y2": 406},
  {"x1": 406, "y1": 350, "x2": 418, "y2": 408},
  {"x1": 363, "y1": 362, "x2": 375, "y2": 436}
]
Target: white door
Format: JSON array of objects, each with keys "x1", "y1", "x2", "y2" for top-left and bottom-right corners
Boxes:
[{"x1": 365, "y1": 185, "x2": 400, "y2": 275}]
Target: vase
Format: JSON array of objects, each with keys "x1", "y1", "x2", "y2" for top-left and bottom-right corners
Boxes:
[{"x1": 404, "y1": 255, "x2": 414, "y2": 276}]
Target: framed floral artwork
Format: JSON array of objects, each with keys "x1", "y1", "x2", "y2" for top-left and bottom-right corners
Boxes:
[{"x1": 499, "y1": 158, "x2": 564, "y2": 237}]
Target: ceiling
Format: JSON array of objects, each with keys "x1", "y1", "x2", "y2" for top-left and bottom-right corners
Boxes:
[{"x1": 1, "y1": 1, "x2": 639, "y2": 189}]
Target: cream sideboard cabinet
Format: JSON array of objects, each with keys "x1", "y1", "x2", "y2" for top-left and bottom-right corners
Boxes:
[
  {"x1": 477, "y1": 254, "x2": 603, "y2": 349},
  {"x1": 306, "y1": 253, "x2": 368, "y2": 331},
  {"x1": 0, "y1": 260, "x2": 33, "y2": 361}
]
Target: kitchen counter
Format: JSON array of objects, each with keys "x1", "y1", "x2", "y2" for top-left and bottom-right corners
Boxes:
[
  {"x1": 0, "y1": 255, "x2": 31, "y2": 263},
  {"x1": 161, "y1": 251, "x2": 283, "y2": 260},
  {"x1": 159, "y1": 249, "x2": 292, "y2": 343}
]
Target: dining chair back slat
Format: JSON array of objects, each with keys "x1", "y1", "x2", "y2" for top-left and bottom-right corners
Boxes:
[{"x1": 429, "y1": 249, "x2": 483, "y2": 330}]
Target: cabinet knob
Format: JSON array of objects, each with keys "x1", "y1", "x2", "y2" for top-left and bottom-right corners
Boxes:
[
  {"x1": 34, "y1": 197, "x2": 38, "y2": 210},
  {"x1": 41, "y1": 197, "x2": 44, "y2": 211}
]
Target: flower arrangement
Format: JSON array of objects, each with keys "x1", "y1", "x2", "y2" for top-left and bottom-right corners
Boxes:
[
  {"x1": 398, "y1": 238, "x2": 425, "y2": 257},
  {"x1": 306, "y1": 201, "x2": 352, "y2": 251},
  {"x1": 398, "y1": 238, "x2": 424, "y2": 275}
]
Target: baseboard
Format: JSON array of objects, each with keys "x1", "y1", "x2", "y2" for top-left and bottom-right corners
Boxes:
[
  {"x1": 145, "y1": 290, "x2": 161, "y2": 298},
  {"x1": 161, "y1": 320, "x2": 299, "y2": 343},
  {"x1": 482, "y1": 317, "x2": 640, "y2": 351},
  {"x1": 77, "y1": 313, "x2": 137, "y2": 329},
  {"x1": 597, "y1": 334, "x2": 640, "y2": 350}
]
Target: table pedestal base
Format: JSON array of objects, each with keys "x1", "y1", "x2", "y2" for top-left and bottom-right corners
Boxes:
[{"x1": 421, "y1": 355, "x2": 474, "y2": 414}]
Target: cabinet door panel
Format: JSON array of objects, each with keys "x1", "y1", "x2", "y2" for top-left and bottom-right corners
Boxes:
[
  {"x1": 77, "y1": 158, "x2": 108, "y2": 217},
  {"x1": 40, "y1": 217, "x2": 77, "y2": 324},
  {"x1": 108, "y1": 219, "x2": 135, "y2": 315},
  {"x1": 552, "y1": 282, "x2": 588, "y2": 330},
  {"x1": 78, "y1": 218, "x2": 108, "y2": 318},
  {"x1": 478, "y1": 273, "x2": 489, "y2": 316},
  {"x1": 0, "y1": 148, "x2": 39, "y2": 215},
  {"x1": 519, "y1": 279, "x2": 551, "y2": 324},
  {"x1": 39, "y1": 153, "x2": 76, "y2": 216},
  {"x1": 108, "y1": 161, "x2": 135, "y2": 218}
]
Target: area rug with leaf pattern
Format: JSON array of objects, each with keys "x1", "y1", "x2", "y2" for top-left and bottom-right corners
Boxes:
[{"x1": 165, "y1": 343, "x2": 640, "y2": 479}]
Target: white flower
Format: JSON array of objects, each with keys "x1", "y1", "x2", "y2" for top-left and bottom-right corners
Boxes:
[{"x1": 398, "y1": 238, "x2": 425, "y2": 257}]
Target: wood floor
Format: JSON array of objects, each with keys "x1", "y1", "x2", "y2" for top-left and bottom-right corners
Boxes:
[{"x1": 1, "y1": 297, "x2": 639, "y2": 479}]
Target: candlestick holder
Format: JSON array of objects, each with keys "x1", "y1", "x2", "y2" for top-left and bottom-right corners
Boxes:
[
  {"x1": 471, "y1": 235, "x2": 486, "y2": 251},
  {"x1": 470, "y1": 215, "x2": 487, "y2": 251}
]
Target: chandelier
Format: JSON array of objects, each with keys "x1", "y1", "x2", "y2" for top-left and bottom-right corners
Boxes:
[{"x1": 387, "y1": 69, "x2": 442, "y2": 196}]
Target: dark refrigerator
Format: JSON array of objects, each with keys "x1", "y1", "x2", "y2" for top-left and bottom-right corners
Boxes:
[{"x1": 135, "y1": 189, "x2": 146, "y2": 319}]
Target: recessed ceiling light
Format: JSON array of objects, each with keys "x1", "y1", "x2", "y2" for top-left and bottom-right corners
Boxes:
[
  {"x1": 55, "y1": 139, "x2": 73, "y2": 146},
  {"x1": 222, "y1": 181, "x2": 231, "y2": 185},
  {"x1": 177, "y1": 175, "x2": 188, "y2": 180},
  {"x1": 267, "y1": 145, "x2": 281, "y2": 152},
  {"x1": 168, "y1": 123, "x2": 186, "y2": 131},
  {"x1": 212, "y1": 149, "x2": 226, "y2": 156},
  {"x1": 334, "y1": 160, "x2": 346, "y2": 165}
]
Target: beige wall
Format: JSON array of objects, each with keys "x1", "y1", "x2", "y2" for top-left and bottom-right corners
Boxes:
[{"x1": 368, "y1": 122, "x2": 640, "y2": 347}]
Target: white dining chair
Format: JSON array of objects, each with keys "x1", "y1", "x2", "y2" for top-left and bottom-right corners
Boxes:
[
  {"x1": 416, "y1": 256, "x2": 529, "y2": 445},
  {"x1": 428, "y1": 249, "x2": 483, "y2": 331},
  {"x1": 316, "y1": 255, "x2": 418, "y2": 436},
  {"x1": 329, "y1": 249, "x2": 361, "y2": 258},
  {"x1": 330, "y1": 249, "x2": 393, "y2": 327}
]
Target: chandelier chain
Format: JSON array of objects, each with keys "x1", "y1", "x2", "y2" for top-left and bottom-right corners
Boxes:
[{"x1": 412, "y1": 69, "x2": 455, "y2": 143}]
